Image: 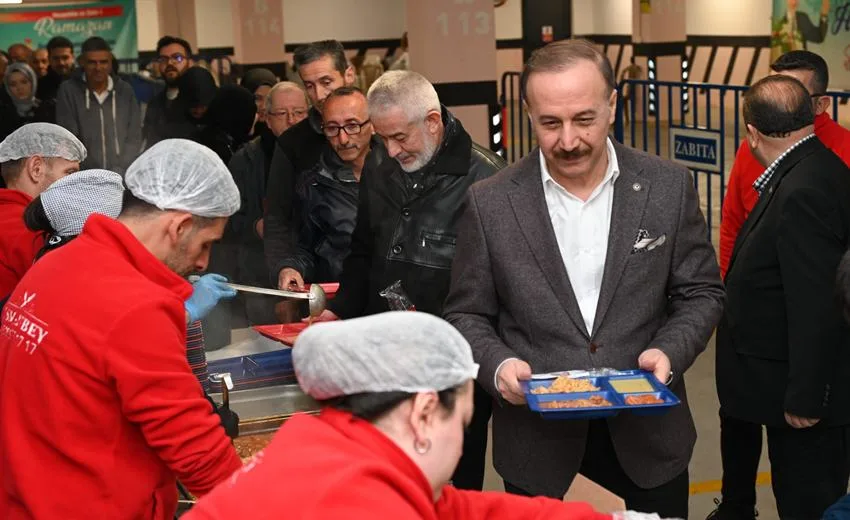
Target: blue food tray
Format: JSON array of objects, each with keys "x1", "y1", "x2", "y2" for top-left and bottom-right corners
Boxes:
[
  {"x1": 522, "y1": 370, "x2": 680, "y2": 420},
  {"x1": 206, "y1": 349, "x2": 296, "y2": 391}
]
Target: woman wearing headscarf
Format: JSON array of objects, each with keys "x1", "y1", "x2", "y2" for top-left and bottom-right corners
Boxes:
[
  {"x1": 184, "y1": 312, "x2": 669, "y2": 520},
  {"x1": 0, "y1": 62, "x2": 54, "y2": 141}
]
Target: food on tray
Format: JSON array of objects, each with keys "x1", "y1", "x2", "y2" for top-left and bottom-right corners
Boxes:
[
  {"x1": 624, "y1": 394, "x2": 665, "y2": 405},
  {"x1": 234, "y1": 432, "x2": 276, "y2": 461},
  {"x1": 530, "y1": 376, "x2": 599, "y2": 394},
  {"x1": 539, "y1": 395, "x2": 612, "y2": 409},
  {"x1": 609, "y1": 377, "x2": 655, "y2": 393}
]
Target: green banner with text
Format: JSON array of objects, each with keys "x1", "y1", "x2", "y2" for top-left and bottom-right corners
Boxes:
[{"x1": 0, "y1": 0, "x2": 137, "y2": 60}]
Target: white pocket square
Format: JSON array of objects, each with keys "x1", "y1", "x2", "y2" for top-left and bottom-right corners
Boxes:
[{"x1": 632, "y1": 230, "x2": 666, "y2": 253}]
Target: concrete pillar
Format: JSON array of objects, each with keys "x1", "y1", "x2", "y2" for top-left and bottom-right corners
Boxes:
[
  {"x1": 632, "y1": 0, "x2": 686, "y2": 121},
  {"x1": 405, "y1": 0, "x2": 499, "y2": 150},
  {"x1": 230, "y1": 0, "x2": 285, "y2": 66},
  {"x1": 157, "y1": 0, "x2": 198, "y2": 54}
]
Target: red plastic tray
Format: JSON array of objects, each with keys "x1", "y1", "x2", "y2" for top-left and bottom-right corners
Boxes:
[{"x1": 253, "y1": 323, "x2": 309, "y2": 346}]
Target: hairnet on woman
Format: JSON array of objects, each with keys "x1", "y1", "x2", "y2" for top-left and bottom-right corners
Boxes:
[{"x1": 182, "y1": 312, "x2": 667, "y2": 520}]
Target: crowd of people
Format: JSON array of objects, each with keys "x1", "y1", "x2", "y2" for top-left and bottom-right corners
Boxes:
[{"x1": 1, "y1": 31, "x2": 850, "y2": 520}]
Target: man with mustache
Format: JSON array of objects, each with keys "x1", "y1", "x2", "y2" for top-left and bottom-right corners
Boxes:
[
  {"x1": 443, "y1": 40, "x2": 723, "y2": 518},
  {"x1": 277, "y1": 86, "x2": 385, "y2": 292},
  {"x1": 143, "y1": 36, "x2": 193, "y2": 147}
]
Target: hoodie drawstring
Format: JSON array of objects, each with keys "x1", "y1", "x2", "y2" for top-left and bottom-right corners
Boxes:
[{"x1": 112, "y1": 94, "x2": 120, "y2": 158}]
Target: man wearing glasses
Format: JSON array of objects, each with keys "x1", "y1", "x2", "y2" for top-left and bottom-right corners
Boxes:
[
  {"x1": 228, "y1": 81, "x2": 310, "y2": 324},
  {"x1": 316, "y1": 71, "x2": 506, "y2": 493},
  {"x1": 276, "y1": 86, "x2": 385, "y2": 291},
  {"x1": 713, "y1": 49, "x2": 850, "y2": 520},
  {"x1": 143, "y1": 36, "x2": 193, "y2": 147}
]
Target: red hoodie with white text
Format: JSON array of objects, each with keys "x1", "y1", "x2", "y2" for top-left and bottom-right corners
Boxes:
[{"x1": 0, "y1": 214, "x2": 241, "y2": 519}]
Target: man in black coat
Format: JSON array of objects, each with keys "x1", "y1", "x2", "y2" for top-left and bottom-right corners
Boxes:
[
  {"x1": 318, "y1": 71, "x2": 506, "y2": 492},
  {"x1": 264, "y1": 40, "x2": 356, "y2": 291},
  {"x1": 36, "y1": 37, "x2": 75, "y2": 103},
  {"x1": 277, "y1": 87, "x2": 385, "y2": 290},
  {"x1": 143, "y1": 36, "x2": 193, "y2": 147},
  {"x1": 716, "y1": 74, "x2": 850, "y2": 520}
]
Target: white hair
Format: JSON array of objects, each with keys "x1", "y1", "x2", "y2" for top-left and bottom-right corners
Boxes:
[
  {"x1": 366, "y1": 70, "x2": 441, "y2": 122},
  {"x1": 265, "y1": 81, "x2": 309, "y2": 113}
]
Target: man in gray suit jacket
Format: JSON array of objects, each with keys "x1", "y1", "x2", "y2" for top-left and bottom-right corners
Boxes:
[{"x1": 444, "y1": 40, "x2": 724, "y2": 518}]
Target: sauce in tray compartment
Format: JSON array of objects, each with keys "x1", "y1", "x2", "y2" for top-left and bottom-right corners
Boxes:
[
  {"x1": 609, "y1": 377, "x2": 654, "y2": 393},
  {"x1": 624, "y1": 394, "x2": 665, "y2": 405},
  {"x1": 540, "y1": 396, "x2": 612, "y2": 409},
  {"x1": 531, "y1": 376, "x2": 599, "y2": 394}
]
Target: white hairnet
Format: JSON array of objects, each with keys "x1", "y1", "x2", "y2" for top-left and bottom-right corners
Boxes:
[
  {"x1": 124, "y1": 139, "x2": 240, "y2": 218},
  {"x1": 293, "y1": 312, "x2": 479, "y2": 400},
  {"x1": 0, "y1": 122, "x2": 87, "y2": 163},
  {"x1": 41, "y1": 169, "x2": 124, "y2": 237}
]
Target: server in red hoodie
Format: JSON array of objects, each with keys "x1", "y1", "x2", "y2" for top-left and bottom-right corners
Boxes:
[
  {"x1": 712, "y1": 50, "x2": 850, "y2": 520},
  {"x1": 185, "y1": 312, "x2": 664, "y2": 520},
  {"x1": 0, "y1": 122, "x2": 85, "y2": 303},
  {"x1": 0, "y1": 139, "x2": 243, "y2": 519},
  {"x1": 719, "y1": 51, "x2": 850, "y2": 278}
]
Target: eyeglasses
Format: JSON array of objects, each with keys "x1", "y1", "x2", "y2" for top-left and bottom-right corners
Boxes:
[
  {"x1": 155, "y1": 54, "x2": 187, "y2": 65},
  {"x1": 322, "y1": 119, "x2": 371, "y2": 137}
]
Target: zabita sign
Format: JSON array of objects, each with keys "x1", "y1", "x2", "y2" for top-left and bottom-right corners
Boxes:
[{"x1": 669, "y1": 127, "x2": 722, "y2": 173}]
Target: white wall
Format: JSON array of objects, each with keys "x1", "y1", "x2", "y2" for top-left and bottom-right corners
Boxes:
[
  {"x1": 573, "y1": 0, "x2": 596, "y2": 34},
  {"x1": 283, "y1": 0, "x2": 405, "y2": 43},
  {"x1": 573, "y1": 0, "x2": 632, "y2": 35},
  {"x1": 195, "y1": 0, "x2": 234, "y2": 48},
  {"x1": 593, "y1": 0, "x2": 631, "y2": 34},
  {"x1": 138, "y1": 0, "x2": 524, "y2": 51},
  {"x1": 686, "y1": 0, "x2": 771, "y2": 36},
  {"x1": 137, "y1": 0, "x2": 160, "y2": 51},
  {"x1": 494, "y1": 0, "x2": 522, "y2": 40}
]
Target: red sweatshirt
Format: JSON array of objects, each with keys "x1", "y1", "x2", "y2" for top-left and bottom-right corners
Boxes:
[
  {"x1": 0, "y1": 189, "x2": 42, "y2": 299},
  {"x1": 0, "y1": 214, "x2": 242, "y2": 520},
  {"x1": 185, "y1": 408, "x2": 613, "y2": 520},
  {"x1": 720, "y1": 112, "x2": 850, "y2": 277}
]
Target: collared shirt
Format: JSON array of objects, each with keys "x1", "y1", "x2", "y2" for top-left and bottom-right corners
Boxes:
[
  {"x1": 753, "y1": 133, "x2": 816, "y2": 196},
  {"x1": 83, "y1": 74, "x2": 114, "y2": 105},
  {"x1": 540, "y1": 137, "x2": 620, "y2": 335}
]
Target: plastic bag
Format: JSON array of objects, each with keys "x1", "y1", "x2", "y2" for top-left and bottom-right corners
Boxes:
[{"x1": 379, "y1": 280, "x2": 416, "y2": 311}]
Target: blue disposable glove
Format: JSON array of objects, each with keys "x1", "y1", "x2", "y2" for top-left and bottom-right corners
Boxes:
[{"x1": 185, "y1": 274, "x2": 237, "y2": 323}]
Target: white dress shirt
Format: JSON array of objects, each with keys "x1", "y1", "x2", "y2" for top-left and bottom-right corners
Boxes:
[
  {"x1": 540, "y1": 137, "x2": 620, "y2": 336},
  {"x1": 494, "y1": 139, "x2": 620, "y2": 391}
]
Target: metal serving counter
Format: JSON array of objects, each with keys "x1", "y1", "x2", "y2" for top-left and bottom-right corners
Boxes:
[{"x1": 207, "y1": 328, "x2": 319, "y2": 435}]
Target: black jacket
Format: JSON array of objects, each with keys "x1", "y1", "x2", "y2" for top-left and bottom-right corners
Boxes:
[
  {"x1": 35, "y1": 68, "x2": 68, "y2": 103},
  {"x1": 329, "y1": 108, "x2": 506, "y2": 318},
  {"x1": 142, "y1": 88, "x2": 189, "y2": 147},
  {"x1": 717, "y1": 137, "x2": 850, "y2": 427},
  {"x1": 264, "y1": 108, "x2": 326, "y2": 283},
  {"x1": 228, "y1": 129, "x2": 277, "y2": 286},
  {"x1": 0, "y1": 98, "x2": 55, "y2": 142},
  {"x1": 278, "y1": 137, "x2": 387, "y2": 283}
]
